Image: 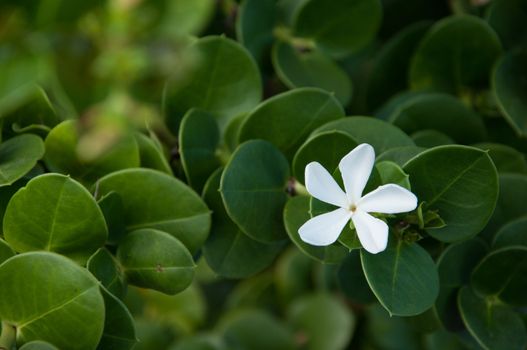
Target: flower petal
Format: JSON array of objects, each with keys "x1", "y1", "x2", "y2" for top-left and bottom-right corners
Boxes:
[
  {"x1": 358, "y1": 184, "x2": 418, "y2": 214},
  {"x1": 339, "y1": 143, "x2": 375, "y2": 204},
  {"x1": 298, "y1": 208, "x2": 352, "y2": 246},
  {"x1": 305, "y1": 162, "x2": 349, "y2": 208},
  {"x1": 351, "y1": 210, "x2": 388, "y2": 254}
]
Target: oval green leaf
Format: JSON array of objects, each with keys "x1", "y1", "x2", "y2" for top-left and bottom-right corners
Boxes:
[
  {"x1": 87, "y1": 248, "x2": 126, "y2": 299},
  {"x1": 4, "y1": 174, "x2": 108, "y2": 264},
  {"x1": 493, "y1": 216, "x2": 527, "y2": 249},
  {"x1": 361, "y1": 238, "x2": 439, "y2": 316},
  {"x1": 403, "y1": 145, "x2": 499, "y2": 242},
  {"x1": 272, "y1": 41, "x2": 352, "y2": 106},
  {"x1": 0, "y1": 134, "x2": 44, "y2": 187},
  {"x1": 163, "y1": 36, "x2": 262, "y2": 132},
  {"x1": 202, "y1": 168, "x2": 284, "y2": 278},
  {"x1": 474, "y1": 143, "x2": 527, "y2": 174},
  {"x1": 238, "y1": 88, "x2": 344, "y2": 159},
  {"x1": 410, "y1": 15, "x2": 502, "y2": 94},
  {"x1": 220, "y1": 140, "x2": 289, "y2": 243},
  {"x1": 117, "y1": 228, "x2": 195, "y2": 295},
  {"x1": 98, "y1": 287, "x2": 137, "y2": 350},
  {"x1": 96, "y1": 168, "x2": 211, "y2": 254},
  {"x1": 0, "y1": 252, "x2": 105, "y2": 349}
]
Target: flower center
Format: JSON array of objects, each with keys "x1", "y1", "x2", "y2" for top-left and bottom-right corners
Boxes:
[{"x1": 349, "y1": 204, "x2": 357, "y2": 213}]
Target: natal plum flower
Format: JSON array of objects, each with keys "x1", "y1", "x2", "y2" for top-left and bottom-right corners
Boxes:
[{"x1": 298, "y1": 143, "x2": 418, "y2": 254}]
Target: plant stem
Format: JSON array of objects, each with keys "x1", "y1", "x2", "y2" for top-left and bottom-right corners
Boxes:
[{"x1": 0, "y1": 321, "x2": 16, "y2": 350}]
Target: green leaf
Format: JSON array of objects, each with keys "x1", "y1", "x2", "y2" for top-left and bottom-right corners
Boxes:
[
  {"x1": 493, "y1": 216, "x2": 527, "y2": 249},
  {"x1": 238, "y1": 88, "x2": 344, "y2": 159},
  {"x1": 376, "y1": 161, "x2": 411, "y2": 189},
  {"x1": 283, "y1": 196, "x2": 348, "y2": 264},
  {"x1": 220, "y1": 140, "x2": 289, "y2": 243},
  {"x1": 135, "y1": 132, "x2": 172, "y2": 175},
  {"x1": 0, "y1": 252, "x2": 105, "y2": 349},
  {"x1": 98, "y1": 287, "x2": 137, "y2": 350},
  {"x1": 292, "y1": 0, "x2": 382, "y2": 57},
  {"x1": 96, "y1": 168, "x2": 211, "y2": 254},
  {"x1": 19, "y1": 341, "x2": 59, "y2": 350},
  {"x1": 403, "y1": 145, "x2": 499, "y2": 242},
  {"x1": 287, "y1": 293, "x2": 355, "y2": 350},
  {"x1": 236, "y1": 0, "x2": 276, "y2": 66},
  {"x1": 44, "y1": 120, "x2": 140, "y2": 183},
  {"x1": 366, "y1": 21, "x2": 431, "y2": 110},
  {"x1": 202, "y1": 168, "x2": 284, "y2": 278},
  {"x1": 361, "y1": 237, "x2": 439, "y2": 316},
  {"x1": 223, "y1": 112, "x2": 247, "y2": 153},
  {"x1": 219, "y1": 310, "x2": 296, "y2": 350},
  {"x1": 87, "y1": 248, "x2": 126, "y2": 299},
  {"x1": 163, "y1": 36, "x2": 262, "y2": 132},
  {"x1": 436, "y1": 239, "x2": 488, "y2": 288},
  {"x1": 388, "y1": 93, "x2": 486, "y2": 143},
  {"x1": 272, "y1": 42, "x2": 353, "y2": 106},
  {"x1": 410, "y1": 15, "x2": 502, "y2": 95},
  {"x1": 117, "y1": 228, "x2": 195, "y2": 295},
  {"x1": 474, "y1": 143, "x2": 527, "y2": 174},
  {"x1": 0, "y1": 238, "x2": 15, "y2": 265},
  {"x1": 170, "y1": 335, "x2": 226, "y2": 350},
  {"x1": 376, "y1": 146, "x2": 425, "y2": 166},
  {"x1": 3, "y1": 174, "x2": 108, "y2": 264},
  {"x1": 492, "y1": 50, "x2": 527, "y2": 136},
  {"x1": 486, "y1": 0, "x2": 527, "y2": 50},
  {"x1": 312, "y1": 117, "x2": 414, "y2": 154},
  {"x1": 458, "y1": 286, "x2": 527, "y2": 350},
  {"x1": 0, "y1": 134, "x2": 44, "y2": 187},
  {"x1": 471, "y1": 247, "x2": 527, "y2": 306},
  {"x1": 292, "y1": 130, "x2": 358, "y2": 184},
  {"x1": 480, "y1": 174, "x2": 527, "y2": 241},
  {"x1": 179, "y1": 109, "x2": 221, "y2": 193},
  {"x1": 337, "y1": 250, "x2": 376, "y2": 304},
  {"x1": 97, "y1": 191, "x2": 127, "y2": 245},
  {"x1": 411, "y1": 130, "x2": 454, "y2": 148}
]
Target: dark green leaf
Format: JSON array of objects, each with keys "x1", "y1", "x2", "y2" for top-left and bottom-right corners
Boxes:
[
  {"x1": 411, "y1": 130, "x2": 454, "y2": 148},
  {"x1": 474, "y1": 143, "x2": 527, "y2": 174},
  {"x1": 493, "y1": 216, "x2": 527, "y2": 249},
  {"x1": 486, "y1": 0, "x2": 527, "y2": 50},
  {"x1": 410, "y1": 15, "x2": 502, "y2": 95},
  {"x1": 404, "y1": 145, "x2": 499, "y2": 242},
  {"x1": 0, "y1": 238, "x2": 15, "y2": 265},
  {"x1": 87, "y1": 248, "x2": 126, "y2": 299},
  {"x1": 492, "y1": 50, "x2": 527, "y2": 136},
  {"x1": 376, "y1": 146, "x2": 425, "y2": 166},
  {"x1": 4, "y1": 174, "x2": 108, "y2": 264},
  {"x1": 98, "y1": 287, "x2": 137, "y2": 350},
  {"x1": 117, "y1": 228, "x2": 195, "y2": 295},
  {"x1": 202, "y1": 168, "x2": 284, "y2": 278},
  {"x1": 361, "y1": 237, "x2": 439, "y2": 316},
  {"x1": 293, "y1": 0, "x2": 382, "y2": 57},
  {"x1": 135, "y1": 132, "x2": 172, "y2": 175},
  {"x1": 179, "y1": 109, "x2": 220, "y2": 193},
  {"x1": 163, "y1": 36, "x2": 262, "y2": 132},
  {"x1": 436, "y1": 239, "x2": 488, "y2": 288},
  {"x1": 238, "y1": 88, "x2": 344, "y2": 159},
  {"x1": 471, "y1": 247, "x2": 527, "y2": 306},
  {"x1": 458, "y1": 286, "x2": 527, "y2": 350},
  {"x1": 220, "y1": 140, "x2": 289, "y2": 243},
  {"x1": 313, "y1": 117, "x2": 414, "y2": 154},
  {"x1": 97, "y1": 191, "x2": 127, "y2": 245},
  {"x1": 337, "y1": 250, "x2": 376, "y2": 304},
  {"x1": 272, "y1": 42, "x2": 352, "y2": 106}
]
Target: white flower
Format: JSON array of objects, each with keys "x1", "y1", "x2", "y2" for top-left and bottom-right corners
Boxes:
[{"x1": 298, "y1": 143, "x2": 418, "y2": 254}]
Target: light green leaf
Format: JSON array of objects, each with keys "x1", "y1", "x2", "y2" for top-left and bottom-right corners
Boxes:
[
  {"x1": 135, "y1": 132, "x2": 172, "y2": 175},
  {"x1": 0, "y1": 134, "x2": 44, "y2": 187},
  {"x1": 220, "y1": 140, "x2": 289, "y2": 243},
  {"x1": 4, "y1": 174, "x2": 108, "y2": 264},
  {"x1": 117, "y1": 228, "x2": 195, "y2": 295},
  {"x1": 96, "y1": 168, "x2": 211, "y2": 254},
  {"x1": 0, "y1": 252, "x2": 105, "y2": 349},
  {"x1": 376, "y1": 161, "x2": 411, "y2": 189},
  {"x1": 0, "y1": 238, "x2": 15, "y2": 265}
]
